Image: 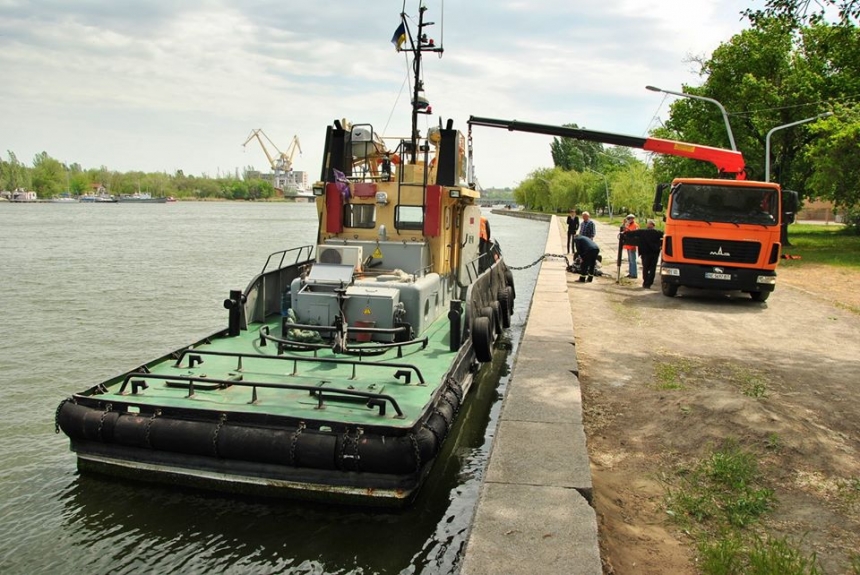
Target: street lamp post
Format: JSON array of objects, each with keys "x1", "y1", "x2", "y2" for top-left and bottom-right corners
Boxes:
[
  {"x1": 765, "y1": 112, "x2": 833, "y2": 182},
  {"x1": 646, "y1": 85, "x2": 737, "y2": 151}
]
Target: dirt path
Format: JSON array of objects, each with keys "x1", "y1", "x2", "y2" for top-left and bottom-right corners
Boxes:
[{"x1": 563, "y1": 219, "x2": 860, "y2": 574}]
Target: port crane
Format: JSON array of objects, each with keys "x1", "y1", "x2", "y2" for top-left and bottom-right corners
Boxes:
[{"x1": 242, "y1": 130, "x2": 302, "y2": 184}]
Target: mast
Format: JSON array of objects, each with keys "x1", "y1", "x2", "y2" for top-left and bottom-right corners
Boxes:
[{"x1": 405, "y1": 2, "x2": 443, "y2": 164}]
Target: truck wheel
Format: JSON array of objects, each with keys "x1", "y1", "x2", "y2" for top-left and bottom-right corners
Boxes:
[
  {"x1": 661, "y1": 283, "x2": 678, "y2": 297},
  {"x1": 750, "y1": 291, "x2": 770, "y2": 302}
]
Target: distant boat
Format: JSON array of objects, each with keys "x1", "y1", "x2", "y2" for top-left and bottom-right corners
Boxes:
[
  {"x1": 79, "y1": 192, "x2": 117, "y2": 203},
  {"x1": 117, "y1": 192, "x2": 168, "y2": 204},
  {"x1": 50, "y1": 194, "x2": 77, "y2": 203}
]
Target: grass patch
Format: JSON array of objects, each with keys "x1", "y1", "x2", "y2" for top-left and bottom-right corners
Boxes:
[
  {"x1": 664, "y1": 440, "x2": 823, "y2": 574},
  {"x1": 653, "y1": 358, "x2": 699, "y2": 390},
  {"x1": 698, "y1": 534, "x2": 824, "y2": 575},
  {"x1": 782, "y1": 225, "x2": 860, "y2": 269},
  {"x1": 667, "y1": 440, "x2": 774, "y2": 530},
  {"x1": 726, "y1": 365, "x2": 769, "y2": 398},
  {"x1": 652, "y1": 357, "x2": 771, "y2": 398}
]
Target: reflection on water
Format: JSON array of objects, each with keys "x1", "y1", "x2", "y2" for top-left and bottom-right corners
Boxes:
[{"x1": 0, "y1": 204, "x2": 545, "y2": 575}]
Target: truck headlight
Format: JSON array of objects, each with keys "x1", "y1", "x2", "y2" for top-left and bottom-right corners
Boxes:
[
  {"x1": 756, "y1": 275, "x2": 777, "y2": 285},
  {"x1": 661, "y1": 267, "x2": 680, "y2": 277}
]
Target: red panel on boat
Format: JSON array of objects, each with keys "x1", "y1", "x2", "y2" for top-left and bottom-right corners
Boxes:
[
  {"x1": 325, "y1": 183, "x2": 344, "y2": 233},
  {"x1": 353, "y1": 182, "x2": 377, "y2": 198},
  {"x1": 424, "y1": 185, "x2": 442, "y2": 237}
]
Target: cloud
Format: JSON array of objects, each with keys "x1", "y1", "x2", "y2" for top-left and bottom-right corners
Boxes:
[{"x1": 0, "y1": 0, "x2": 752, "y2": 187}]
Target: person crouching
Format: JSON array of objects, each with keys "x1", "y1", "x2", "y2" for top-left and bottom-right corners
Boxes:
[{"x1": 574, "y1": 235, "x2": 600, "y2": 283}]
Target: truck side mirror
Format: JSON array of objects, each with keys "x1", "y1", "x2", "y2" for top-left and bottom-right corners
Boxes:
[
  {"x1": 652, "y1": 183, "x2": 668, "y2": 213},
  {"x1": 782, "y1": 189, "x2": 798, "y2": 214}
]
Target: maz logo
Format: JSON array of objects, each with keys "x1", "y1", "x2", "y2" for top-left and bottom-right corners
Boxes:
[{"x1": 710, "y1": 247, "x2": 731, "y2": 257}]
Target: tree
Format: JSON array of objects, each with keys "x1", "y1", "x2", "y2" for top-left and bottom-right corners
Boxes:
[
  {"x1": 651, "y1": 19, "x2": 858, "y2": 199},
  {"x1": 0, "y1": 151, "x2": 29, "y2": 191},
  {"x1": 31, "y1": 151, "x2": 66, "y2": 196},
  {"x1": 608, "y1": 163, "x2": 657, "y2": 217},
  {"x1": 744, "y1": 0, "x2": 860, "y2": 28},
  {"x1": 805, "y1": 104, "x2": 860, "y2": 229},
  {"x1": 550, "y1": 125, "x2": 604, "y2": 171}
]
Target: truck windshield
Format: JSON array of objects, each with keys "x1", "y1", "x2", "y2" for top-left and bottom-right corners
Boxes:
[{"x1": 669, "y1": 183, "x2": 779, "y2": 226}]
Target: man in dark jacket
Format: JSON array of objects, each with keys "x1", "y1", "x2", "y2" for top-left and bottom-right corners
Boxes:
[
  {"x1": 574, "y1": 234, "x2": 600, "y2": 283},
  {"x1": 566, "y1": 209, "x2": 579, "y2": 253},
  {"x1": 622, "y1": 218, "x2": 664, "y2": 288}
]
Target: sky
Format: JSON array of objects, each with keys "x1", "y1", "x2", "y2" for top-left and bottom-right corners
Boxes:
[{"x1": 0, "y1": 0, "x2": 761, "y2": 189}]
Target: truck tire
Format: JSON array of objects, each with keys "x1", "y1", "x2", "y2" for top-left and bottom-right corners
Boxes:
[
  {"x1": 750, "y1": 290, "x2": 770, "y2": 302},
  {"x1": 661, "y1": 283, "x2": 678, "y2": 297}
]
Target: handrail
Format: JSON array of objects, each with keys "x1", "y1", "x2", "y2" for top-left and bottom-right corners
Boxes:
[
  {"x1": 116, "y1": 372, "x2": 405, "y2": 418},
  {"x1": 260, "y1": 244, "x2": 315, "y2": 275},
  {"x1": 171, "y1": 348, "x2": 426, "y2": 385}
]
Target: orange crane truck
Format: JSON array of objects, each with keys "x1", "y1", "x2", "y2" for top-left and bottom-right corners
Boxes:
[{"x1": 468, "y1": 116, "x2": 798, "y2": 302}]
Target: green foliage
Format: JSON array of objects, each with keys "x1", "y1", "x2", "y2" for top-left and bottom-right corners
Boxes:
[
  {"x1": 514, "y1": 167, "x2": 590, "y2": 212},
  {"x1": 608, "y1": 163, "x2": 656, "y2": 215},
  {"x1": 30, "y1": 151, "x2": 66, "y2": 196},
  {"x1": 744, "y1": 0, "x2": 860, "y2": 28},
  {"x1": 652, "y1": 18, "x2": 859, "y2": 208},
  {"x1": 806, "y1": 103, "x2": 860, "y2": 225},
  {"x1": 0, "y1": 151, "x2": 31, "y2": 191},
  {"x1": 549, "y1": 125, "x2": 603, "y2": 171}
]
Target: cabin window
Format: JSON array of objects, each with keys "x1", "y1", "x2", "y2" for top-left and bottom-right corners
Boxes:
[
  {"x1": 395, "y1": 205, "x2": 424, "y2": 230},
  {"x1": 343, "y1": 204, "x2": 376, "y2": 229}
]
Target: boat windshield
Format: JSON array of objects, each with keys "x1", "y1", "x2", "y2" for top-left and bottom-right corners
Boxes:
[{"x1": 669, "y1": 183, "x2": 779, "y2": 226}]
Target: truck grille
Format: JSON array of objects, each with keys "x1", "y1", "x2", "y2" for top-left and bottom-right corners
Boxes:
[{"x1": 681, "y1": 237, "x2": 760, "y2": 264}]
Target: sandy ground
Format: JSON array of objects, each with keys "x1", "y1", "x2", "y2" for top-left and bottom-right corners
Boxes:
[{"x1": 563, "y1": 220, "x2": 860, "y2": 574}]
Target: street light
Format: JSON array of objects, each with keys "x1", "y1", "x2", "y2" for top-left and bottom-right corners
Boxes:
[
  {"x1": 586, "y1": 167, "x2": 612, "y2": 220},
  {"x1": 765, "y1": 112, "x2": 833, "y2": 182},
  {"x1": 646, "y1": 85, "x2": 737, "y2": 151}
]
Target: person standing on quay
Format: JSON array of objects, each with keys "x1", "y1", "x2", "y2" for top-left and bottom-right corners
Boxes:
[
  {"x1": 622, "y1": 218, "x2": 664, "y2": 289},
  {"x1": 566, "y1": 208, "x2": 580, "y2": 253},
  {"x1": 622, "y1": 214, "x2": 639, "y2": 279},
  {"x1": 579, "y1": 211, "x2": 595, "y2": 239}
]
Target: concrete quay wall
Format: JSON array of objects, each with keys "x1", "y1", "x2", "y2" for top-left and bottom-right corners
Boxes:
[{"x1": 460, "y1": 215, "x2": 602, "y2": 575}]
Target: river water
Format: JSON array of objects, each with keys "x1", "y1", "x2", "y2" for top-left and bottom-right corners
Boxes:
[{"x1": 0, "y1": 202, "x2": 547, "y2": 575}]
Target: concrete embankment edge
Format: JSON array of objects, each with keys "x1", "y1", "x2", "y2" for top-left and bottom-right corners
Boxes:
[{"x1": 460, "y1": 215, "x2": 601, "y2": 575}]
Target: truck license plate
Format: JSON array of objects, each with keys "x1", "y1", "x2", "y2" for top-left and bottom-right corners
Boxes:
[{"x1": 705, "y1": 272, "x2": 731, "y2": 280}]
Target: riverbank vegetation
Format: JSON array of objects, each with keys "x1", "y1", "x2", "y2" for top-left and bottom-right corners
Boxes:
[{"x1": 0, "y1": 151, "x2": 278, "y2": 201}]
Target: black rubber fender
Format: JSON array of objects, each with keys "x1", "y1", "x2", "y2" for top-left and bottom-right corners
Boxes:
[{"x1": 472, "y1": 316, "x2": 493, "y2": 363}]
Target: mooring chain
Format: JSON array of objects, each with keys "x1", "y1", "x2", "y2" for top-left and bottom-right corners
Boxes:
[
  {"x1": 410, "y1": 433, "x2": 421, "y2": 472},
  {"x1": 97, "y1": 403, "x2": 113, "y2": 440},
  {"x1": 212, "y1": 413, "x2": 228, "y2": 457},
  {"x1": 339, "y1": 427, "x2": 363, "y2": 471},
  {"x1": 144, "y1": 409, "x2": 161, "y2": 448},
  {"x1": 290, "y1": 421, "x2": 306, "y2": 466},
  {"x1": 506, "y1": 252, "x2": 570, "y2": 271}
]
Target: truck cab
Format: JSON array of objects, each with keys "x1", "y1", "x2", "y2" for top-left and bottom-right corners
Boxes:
[{"x1": 657, "y1": 178, "x2": 784, "y2": 301}]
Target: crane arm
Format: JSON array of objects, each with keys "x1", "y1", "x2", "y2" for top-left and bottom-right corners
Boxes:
[
  {"x1": 242, "y1": 129, "x2": 279, "y2": 171},
  {"x1": 467, "y1": 116, "x2": 747, "y2": 179}
]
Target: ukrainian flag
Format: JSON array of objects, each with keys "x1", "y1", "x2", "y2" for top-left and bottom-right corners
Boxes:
[{"x1": 391, "y1": 22, "x2": 406, "y2": 52}]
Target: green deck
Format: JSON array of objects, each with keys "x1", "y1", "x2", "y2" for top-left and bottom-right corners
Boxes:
[{"x1": 98, "y1": 314, "x2": 457, "y2": 429}]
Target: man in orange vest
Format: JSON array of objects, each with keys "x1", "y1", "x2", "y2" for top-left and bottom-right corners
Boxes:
[{"x1": 622, "y1": 214, "x2": 639, "y2": 279}]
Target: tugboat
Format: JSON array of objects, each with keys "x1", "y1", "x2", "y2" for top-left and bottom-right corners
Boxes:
[{"x1": 55, "y1": 3, "x2": 515, "y2": 507}]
